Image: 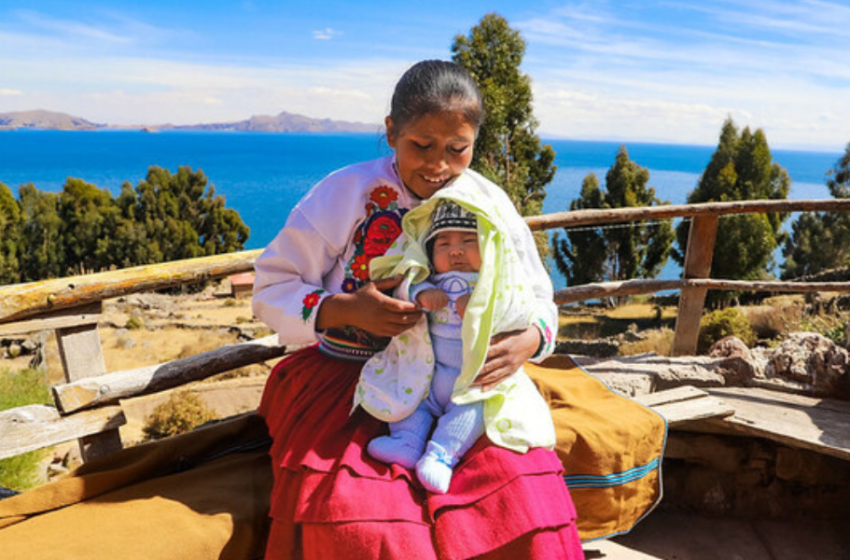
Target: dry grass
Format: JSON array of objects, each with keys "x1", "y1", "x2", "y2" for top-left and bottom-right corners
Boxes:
[
  {"x1": 741, "y1": 295, "x2": 807, "y2": 340},
  {"x1": 559, "y1": 300, "x2": 677, "y2": 341},
  {"x1": 620, "y1": 328, "x2": 676, "y2": 356}
]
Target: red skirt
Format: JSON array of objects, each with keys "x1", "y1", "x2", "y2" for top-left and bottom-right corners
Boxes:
[{"x1": 258, "y1": 346, "x2": 584, "y2": 560}]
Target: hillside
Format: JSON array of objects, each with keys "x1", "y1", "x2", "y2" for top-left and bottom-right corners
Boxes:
[
  {"x1": 0, "y1": 109, "x2": 381, "y2": 133},
  {"x1": 0, "y1": 110, "x2": 101, "y2": 131},
  {"x1": 167, "y1": 111, "x2": 382, "y2": 133}
]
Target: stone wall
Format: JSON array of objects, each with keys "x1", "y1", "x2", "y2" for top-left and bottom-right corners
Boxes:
[{"x1": 662, "y1": 432, "x2": 850, "y2": 519}]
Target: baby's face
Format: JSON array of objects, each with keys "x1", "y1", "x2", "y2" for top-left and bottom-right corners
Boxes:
[{"x1": 432, "y1": 230, "x2": 481, "y2": 273}]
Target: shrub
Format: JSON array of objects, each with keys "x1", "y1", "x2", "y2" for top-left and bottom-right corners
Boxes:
[
  {"x1": 125, "y1": 315, "x2": 144, "y2": 330},
  {"x1": 142, "y1": 391, "x2": 217, "y2": 441},
  {"x1": 823, "y1": 324, "x2": 847, "y2": 346},
  {"x1": 698, "y1": 308, "x2": 755, "y2": 354}
]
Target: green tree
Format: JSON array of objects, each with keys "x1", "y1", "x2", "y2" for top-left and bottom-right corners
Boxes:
[
  {"x1": 452, "y1": 13, "x2": 556, "y2": 223},
  {"x1": 827, "y1": 142, "x2": 850, "y2": 197},
  {"x1": 18, "y1": 184, "x2": 62, "y2": 281},
  {"x1": 553, "y1": 147, "x2": 674, "y2": 297},
  {"x1": 195, "y1": 184, "x2": 250, "y2": 256},
  {"x1": 57, "y1": 178, "x2": 123, "y2": 275},
  {"x1": 781, "y1": 142, "x2": 850, "y2": 278},
  {"x1": 129, "y1": 166, "x2": 248, "y2": 263},
  {"x1": 10, "y1": 167, "x2": 249, "y2": 283},
  {"x1": 109, "y1": 182, "x2": 161, "y2": 268},
  {"x1": 552, "y1": 173, "x2": 607, "y2": 286},
  {"x1": 675, "y1": 118, "x2": 790, "y2": 300},
  {"x1": 0, "y1": 183, "x2": 21, "y2": 285}
]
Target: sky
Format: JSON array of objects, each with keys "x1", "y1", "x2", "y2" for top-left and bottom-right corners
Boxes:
[{"x1": 1, "y1": 0, "x2": 848, "y2": 151}]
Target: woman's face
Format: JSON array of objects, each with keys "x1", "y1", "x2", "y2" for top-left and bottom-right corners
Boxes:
[{"x1": 386, "y1": 111, "x2": 476, "y2": 199}]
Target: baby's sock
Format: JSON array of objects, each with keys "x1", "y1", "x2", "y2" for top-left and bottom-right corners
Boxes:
[
  {"x1": 367, "y1": 406, "x2": 432, "y2": 469},
  {"x1": 416, "y1": 441, "x2": 457, "y2": 494},
  {"x1": 368, "y1": 432, "x2": 426, "y2": 469}
]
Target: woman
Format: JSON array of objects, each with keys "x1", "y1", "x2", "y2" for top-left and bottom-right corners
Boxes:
[{"x1": 252, "y1": 59, "x2": 584, "y2": 559}]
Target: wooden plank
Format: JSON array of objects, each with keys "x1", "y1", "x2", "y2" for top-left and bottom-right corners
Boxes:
[
  {"x1": 634, "y1": 385, "x2": 710, "y2": 408},
  {"x1": 53, "y1": 335, "x2": 288, "y2": 414},
  {"x1": 0, "y1": 301, "x2": 102, "y2": 337},
  {"x1": 54, "y1": 316, "x2": 122, "y2": 461},
  {"x1": 554, "y1": 279, "x2": 850, "y2": 305},
  {"x1": 672, "y1": 215, "x2": 719, "y2": 356},
  {"x1": 651, "y1": 396, "x2": 735, "y2": 427},
  {"x1": 633, "y1": 385, "x2": 734, "y2": 426},
  {"x1": 555, "y1": 279, "x2": 682, "y2": 305},
  {"x1": 688, "y1": 279, "x2": 850, "y2": 293},
  {"x1": 525, "y1": 198, "x2": 850, "y2": 231},
  {"x1": 690, "y1": 387, "x2": 850, "y2": 462},
  {"x1": 0, "y1": 404, "x2": 126, "y2": 461},
  {"x1": 56, "y1": 323, "x2": 107, "y2": 382},
  {"x1": 0, "y1": 249, "x2": 261, "y2": 324}
]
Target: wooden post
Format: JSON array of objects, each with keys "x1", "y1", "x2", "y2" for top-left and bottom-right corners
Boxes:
[
  {"x1": 55, "y1": 302, "x2": 123, "y2": 462},
  {"x1": 672, "y1": 215, "x2": 719, "y2": 356}
]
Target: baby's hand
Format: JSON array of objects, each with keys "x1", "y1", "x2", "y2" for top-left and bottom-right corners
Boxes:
[
  {"x1": 456, "y1": 293, "x2": 470, "y2": 319},
  {"x1": 416, "y1": 289, "x2": 449, "y2": 311}
]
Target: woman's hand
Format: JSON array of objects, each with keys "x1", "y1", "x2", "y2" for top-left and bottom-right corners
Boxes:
[
  {"x1": 472, "y1": 326, "x2": 542, "y2": 391},
  {"x1": 316, "y1": 276, "x2": 423, "y2": 337}
]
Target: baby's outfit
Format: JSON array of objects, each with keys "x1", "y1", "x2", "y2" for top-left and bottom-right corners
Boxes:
[
  {"x1": 361, "y1": 195, "x2": 557, "y2": 494},
  {"x1": 368, "y1": 270, "x2": 483, "y2": 493}
]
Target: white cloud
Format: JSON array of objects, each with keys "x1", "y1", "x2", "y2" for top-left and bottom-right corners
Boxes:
[
  {"x1": 517, "y1": 2, "x2": 850, "y2": 150},
  {"x1": 312, "y1": 28, "x2": 339, "y2": 40},
  {"x1": 534, "y1": 85, "x2": 746, "y2": 145},
  {"x1": 0, "y1": 53, "x2": 405, "y2": 126},
  {"x1": 2, "y1": 2, "x2": 846, "y2": 150},
  {"x1": 15, "y1": 10, "x2": 134, "y2": 44}
]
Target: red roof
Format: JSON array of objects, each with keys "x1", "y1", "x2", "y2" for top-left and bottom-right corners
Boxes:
[{"x1": 229, "y1": 272, "x2": 255, "y2": 287}]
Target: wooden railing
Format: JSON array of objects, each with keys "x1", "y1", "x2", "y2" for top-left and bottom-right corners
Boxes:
[
  {"x1": 537, "y1": 198, "x2": 850, "y2": 355},
  {"x1": 2, "y1": 198, "x2": 850, "y2": 464}
]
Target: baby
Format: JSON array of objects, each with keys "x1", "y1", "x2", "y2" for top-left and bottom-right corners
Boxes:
[{"x1": 368, "y1": 200, "x2": 485, "y2": 493}]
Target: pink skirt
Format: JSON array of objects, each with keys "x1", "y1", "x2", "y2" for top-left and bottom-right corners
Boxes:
[{"x1": 259, "y1": 346, "x2": 584, "y2": 560}]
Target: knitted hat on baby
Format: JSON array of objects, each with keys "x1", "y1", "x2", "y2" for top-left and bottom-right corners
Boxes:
[{"x1": 424, "y1": 200, "x2": 477, "y2": 244}]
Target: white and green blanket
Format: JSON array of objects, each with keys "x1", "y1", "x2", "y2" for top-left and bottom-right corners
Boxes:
[{"x1": 352, "y1": 174, "x2": 556, "y2": 453}]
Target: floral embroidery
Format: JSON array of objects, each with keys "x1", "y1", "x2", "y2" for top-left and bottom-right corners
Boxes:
[
  {"x1": 363, "y1": 215, "x2": 402, "y2": 259},
  {"x1": 341, "y1": 278, "x2": 358, "y2": 294},
  {"x1": 341, "y1": 185, "x2": 407, "y2": 293},
  {"x1": 370, "y1": 185, "x2": 399, "y2": 209},
  {"x1": 350, "y1": 254, "x2": 371, "y2": 281},
  {"x1": 301, "y1": 289, "x2": 325, "y2": 321}
]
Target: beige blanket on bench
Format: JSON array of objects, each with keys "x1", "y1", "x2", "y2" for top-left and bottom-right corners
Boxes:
[{"x1": 0, "y1": 414, "x2": 272, "y2": 560}]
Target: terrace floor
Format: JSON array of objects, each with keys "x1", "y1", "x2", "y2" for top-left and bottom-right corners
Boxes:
[{"x1": 586, "y1": 509, "x2": 848, "y2": 560}]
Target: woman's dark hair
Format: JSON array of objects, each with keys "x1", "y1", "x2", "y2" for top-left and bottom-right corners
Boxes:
[{"x1": 388, "y1": 60, "x2": 484, "y2": 136}]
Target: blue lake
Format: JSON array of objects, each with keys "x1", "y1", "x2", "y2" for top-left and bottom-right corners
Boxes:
[{"x1": 0, "y1": 130, "x2": 841, "y2": 289}]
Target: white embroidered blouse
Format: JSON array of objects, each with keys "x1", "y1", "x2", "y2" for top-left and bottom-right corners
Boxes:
[{"x1": 251, "y1": 155, "x2": 557, "y2": 362}]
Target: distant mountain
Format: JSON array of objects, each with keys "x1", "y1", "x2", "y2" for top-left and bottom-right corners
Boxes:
[
  {"x1": 0, "y1": 110, "x2": 102, "y2": 131},
  {"x1": 165, "y1": 111, "x2": 382, "y2": 133},
  {"x1": 0, "y1": 109, "x2": 382, "y2": 133}
]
